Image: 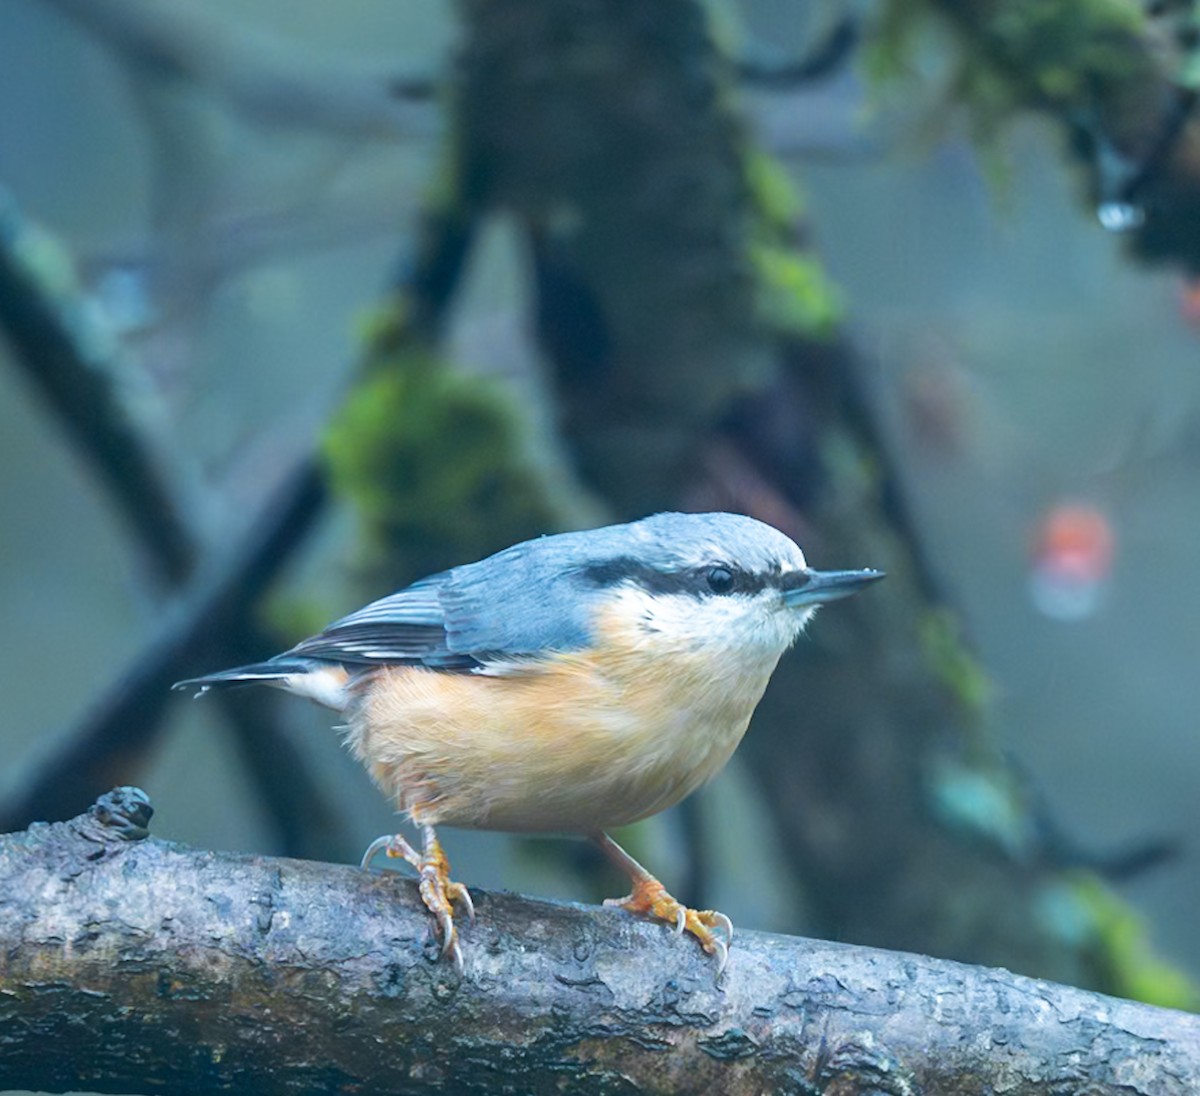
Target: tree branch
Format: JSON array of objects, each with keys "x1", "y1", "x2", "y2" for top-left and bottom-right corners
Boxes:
[
  {"x1": 43, "y1": 0, "x2": 439, "y2": 136},
  {"x1": 735, "y1": 16, "x2": 859, "y2": 89},
  {"x1": 0, "y1": 188, "x2": 343, "y2": 856},
  {"x1": 2, "y1": 788, "x2": 1197, "y2": 1096},
  {"x1": 891, "y1": 0, "x2": 1200, "y2": 268},
  {"x1": 0, "y1": 461, "x2": 326, "y2": 841},
  {"x1": 0, "y1": 187, "x2": 196, "y2": 587}
]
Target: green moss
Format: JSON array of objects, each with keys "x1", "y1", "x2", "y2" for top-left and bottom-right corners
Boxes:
[
  {"x1": 919, "y1": 608, "x2": 992, "y2": 714},
  {"x1": 872, "y1": 0, "x2": 1156, "y2": 149},
  {"x1": 352, "y1": 298, "x2": 410, "y2": 353},
  {"x1": 323, "y1": 344, "x2": 560, "y2": 586},
  {"x1": 1036, "y1": 875, "x2": 1199, "y2": 1010},
  {"x1": 743, "y1": 151, "x2": 804, "y2": 229},
  {"x1": 864, "y1": 0, "x2": 928, "y2": 86},
  {"x1": 742, "y1": 150, "x2": 843, "y2": 340},
  {"x1": 750, "y1": 243, "x2": 843, "y2": 339},
  {"x1": 983, "y1": 0, "x2": 1143, "y2": 94}
]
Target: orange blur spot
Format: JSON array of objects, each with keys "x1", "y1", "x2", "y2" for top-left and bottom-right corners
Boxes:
[
  {"x1": 1033, "y1": 502, "x2": 1115, "y2": 583},
  {"x1": 1178, "y1": 278, "x2": 1200, "y2": 329},
  {"x1": 1029, "y1": 502, "x2": 1115, "y2": 620}
]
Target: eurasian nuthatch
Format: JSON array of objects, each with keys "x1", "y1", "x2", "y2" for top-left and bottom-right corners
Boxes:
[{"x1": 177, "y1": 511, "x2": 883, "y2": 971}]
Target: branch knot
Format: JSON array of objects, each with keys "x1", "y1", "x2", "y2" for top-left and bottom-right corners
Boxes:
[{"x1": 72, "y1": 785, "x2": 154, "y2": 844}]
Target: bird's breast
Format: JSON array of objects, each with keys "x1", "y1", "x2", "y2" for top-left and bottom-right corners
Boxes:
[{"x1": 345, "y1": 620, "x2": 782, "y2": 834}]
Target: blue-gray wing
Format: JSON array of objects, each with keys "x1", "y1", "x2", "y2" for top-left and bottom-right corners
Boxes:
[
  {"x1": 282, "y1": 574, "x2": 477, "y2": 669},
  {"x1": 280, "y1": 540, "x2": 597, "y2": 671}
]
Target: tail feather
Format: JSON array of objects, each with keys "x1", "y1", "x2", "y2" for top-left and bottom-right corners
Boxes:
[
  {"x1": 172, "y1": 658, "x2": 316, "y2": 695},
  {"x1": 173, "y1": 658, "x2": 351, "y2": 711}
]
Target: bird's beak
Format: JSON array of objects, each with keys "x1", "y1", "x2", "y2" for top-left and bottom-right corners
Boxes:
[{"x1": 782, "y1": 568, "x2": 885, "y2": 608}]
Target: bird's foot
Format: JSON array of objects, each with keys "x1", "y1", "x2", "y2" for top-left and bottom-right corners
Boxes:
[
  {"x1": 415, "y1": 832, "x2": 475, "y2": 971},
  {"x1": 361, "y1": 828, "x2": 474, "y2": 971},
  {"x1": 605, "y1": 875, "x2": 733, "y2": 974}
]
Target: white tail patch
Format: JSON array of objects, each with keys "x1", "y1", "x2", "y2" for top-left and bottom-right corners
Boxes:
[{"x1": 281, "y1": 666, "x2": 351, "y2": 711}]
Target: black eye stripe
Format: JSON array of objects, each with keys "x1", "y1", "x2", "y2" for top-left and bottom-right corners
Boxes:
[
  {"x1": 580, "y1": 556, "x2": 773, "y2": 596},
  {"x1": 781, "y1": 570, "x2": 811, "y2": 592}
]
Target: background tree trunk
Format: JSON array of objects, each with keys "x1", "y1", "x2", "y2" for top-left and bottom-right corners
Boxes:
[{"x1": 450, "y1": 0, "x2": 1173, "y2": 997}]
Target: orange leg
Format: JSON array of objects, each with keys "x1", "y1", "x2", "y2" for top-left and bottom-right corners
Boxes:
[
  {"x1": 591, "y1": 831, "x2": 733, "y2": 973},
  {"x1": 362, "y1": 825, "x2": 475, "y2": 971}
]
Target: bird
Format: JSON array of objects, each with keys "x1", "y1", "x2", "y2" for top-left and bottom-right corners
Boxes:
[{"x1": 175, "y1": 511, "x2": 883, "y2": 972}]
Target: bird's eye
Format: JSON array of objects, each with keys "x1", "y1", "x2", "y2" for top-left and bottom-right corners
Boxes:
[{"x1": 707, "y1": 566, "x2": 735, "y2": 594}]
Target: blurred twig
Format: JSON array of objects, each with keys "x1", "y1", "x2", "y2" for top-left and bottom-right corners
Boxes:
[
  {"x1": 40, "y1": 0, "x2": 444, "y2": 351},
  {"x1": 42, "y1": 0, "x2": 439, "y2": 136},
  {"x1": 0, "y1": 189, "x2": 195, "y2": 587},
  {"x1": 895, "y1": 0, "x2": 1200, "y2": 267},
  {"x1": 0, "y1": 192, "x2": 337, "y2": 853},
  {"x1": 735, "y1": 15, "x2": 859, "y2": 89},
  {"x1": 0, "y1": 462, "x2": 326, "y2": 840},
  {"x1": 0, "y1": 147, "x2": 498, "y2": 848}
]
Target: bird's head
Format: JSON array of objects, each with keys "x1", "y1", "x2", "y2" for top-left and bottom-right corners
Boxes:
[{"x1": 567, "y1": 512, "x2": 884, "y2": 660}]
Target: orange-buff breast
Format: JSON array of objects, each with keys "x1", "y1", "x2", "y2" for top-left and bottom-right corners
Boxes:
[{"x1": 344, "y1": 637, "x2": 780, "y2": 834}]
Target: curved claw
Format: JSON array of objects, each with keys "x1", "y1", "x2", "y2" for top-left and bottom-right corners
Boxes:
[
  {"x1": 604, "y1": 880, "x2": 733, "y2": 972},
  {"x1": 416, "y1": 826, "x2": 472, "y2": 969},
  {"x1": 435, "y1": 907, "x2": 457, "y2": 958},
  {"x1": 447, "y1": 880, "x2": 476, "y2": 922},
  {"x1": 710, "y1": 935, "x2": 729, "y2": 977},
  {"x1": 710, "y1": 910, "x2": 734, "y2": 946},
  {"x1": 360, "y1": 834, "x2": 393, "y2": 871},
  {"x1": 360, "y1": 833, "x2": 420, "y2": 871},
  {"x1": 591, "y1": 833, "x2": 732, "y2": 975},
  {"x1": 446, "y1": 936, "x2": 465, "y2": 974}
]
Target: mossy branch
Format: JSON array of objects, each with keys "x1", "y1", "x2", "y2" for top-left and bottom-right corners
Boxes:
[{"x1": 876, "y1": 0, "x2": 1200, "y2": 268}]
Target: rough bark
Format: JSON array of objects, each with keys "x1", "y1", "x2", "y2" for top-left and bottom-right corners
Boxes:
[{"x1": 1, "y1": 789, "x2": 1197, "y2": 1096}]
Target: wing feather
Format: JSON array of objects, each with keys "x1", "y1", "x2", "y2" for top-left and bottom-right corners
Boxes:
[
  {"x1": 283, "y1": 574, "x2": 480, "y2": 668},
  {"x1": 281, "y1": 534, "x2": 600, "y2": 671}
]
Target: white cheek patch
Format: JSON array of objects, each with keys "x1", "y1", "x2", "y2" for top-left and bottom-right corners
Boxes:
[{"x1": 610, "y1": 587, "x2": 804, "y2": 656}]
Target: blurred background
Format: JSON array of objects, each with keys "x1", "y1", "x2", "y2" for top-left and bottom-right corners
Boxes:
[{"x1": 1, "y1": 0, "x2": 1198, "y2": 1012}]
